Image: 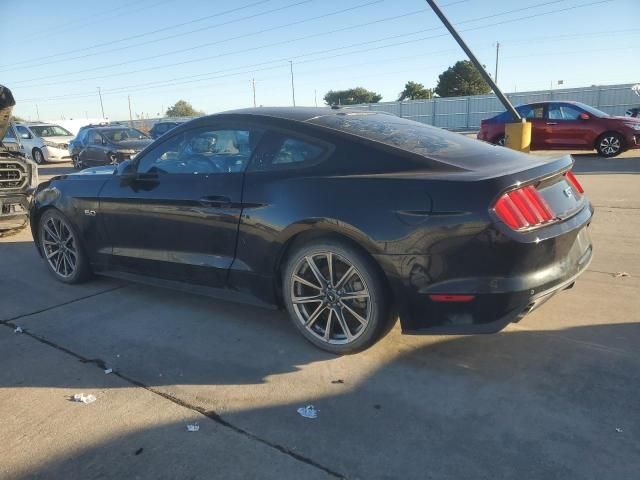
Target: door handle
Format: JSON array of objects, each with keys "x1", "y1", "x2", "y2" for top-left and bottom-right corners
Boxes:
[
  {"x1": 546, "y1": 122, "x2": 558, "y2": 125},
  {"x1": 199, "y1": 195, "x2": 232, "y2": 208}
]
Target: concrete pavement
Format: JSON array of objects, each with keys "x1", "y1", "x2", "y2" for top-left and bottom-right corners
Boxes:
[{"x1": 1, "y1": 154, "x2": 638, "y2": 479}]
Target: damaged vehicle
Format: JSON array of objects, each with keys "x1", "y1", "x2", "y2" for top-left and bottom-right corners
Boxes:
[
  {"x1": 0, "y1": 85, "x2": 38, "y2": 236},
  {"x1": 30, "y1": 108, "x2": 593, "y2": 353}
]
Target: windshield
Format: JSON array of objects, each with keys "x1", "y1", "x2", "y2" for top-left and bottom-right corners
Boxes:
[
  {"x1": 101, "y1": 128, "x2": 149, "y2": 142},
  {"x1": 574, "y1": 102, "x2": 609, "y2": 117},
  {"x1": 29, "y1": 125, "x2": 72, "y2": 137}
]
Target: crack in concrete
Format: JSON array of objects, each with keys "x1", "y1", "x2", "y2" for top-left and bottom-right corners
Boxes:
[
  {"x1": 0, "y1": 286, "x2": 125, "y2": 324},
  {"x1": 2, "y1": 320, "x2": 347, "y2": 479}
]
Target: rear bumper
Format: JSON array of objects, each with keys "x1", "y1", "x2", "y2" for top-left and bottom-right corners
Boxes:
[{"x1": 375, "y1": 206, "x2": 593, "y2": 335}]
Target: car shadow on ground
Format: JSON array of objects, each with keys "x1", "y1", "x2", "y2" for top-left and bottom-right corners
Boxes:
[
  {"x1": 570, "y1": 153, "x2": 640, "y2": 174},
  {"x1": 6, "y1": 320, "x2": 639, "y2": 479},
  {"x1": 38, "y1": 163, "x2": 74, "y2": 177}
]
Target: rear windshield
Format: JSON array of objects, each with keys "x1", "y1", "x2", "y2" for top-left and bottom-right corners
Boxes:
[
  {"x1": 307, "y1": 112, "x2": 515, "y2": 168},
  {"x1": 100, "y1": 128, "x2": 149, "y2": 142}
]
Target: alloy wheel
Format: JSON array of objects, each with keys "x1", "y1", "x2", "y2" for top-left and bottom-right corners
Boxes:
[
  {"x1": 599, "y1": 136, "x2": 621, "y2": 156},
  {"x1": 41, "y1": 216, "x2": 78, "y2": 278},
  {"x1": 33, "y1": 149, "x2": 44, "y2": 164},
  {"x1": 290, "y1": 252, "x2": 371, "y2": 345}
]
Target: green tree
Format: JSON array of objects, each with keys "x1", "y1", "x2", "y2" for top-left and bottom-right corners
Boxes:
[
  {"x1": 323, "y1": 87, "x2": 382, "y2": 106},
  {"x1": 434, "y1": 60, "x2": 491, "y2": 97},
  {"x1": 397, "y1": 81, "x2": 432, "y2": 101},
  {"x1": 165, "y1": 100, "x2": 204, "y2": 117}
]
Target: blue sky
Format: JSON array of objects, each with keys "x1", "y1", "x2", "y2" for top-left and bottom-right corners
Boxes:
[{"x1": 1, "y1": 0, "x2": 637, "y2": 121}]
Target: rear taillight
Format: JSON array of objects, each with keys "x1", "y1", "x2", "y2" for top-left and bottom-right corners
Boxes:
[
  {"x1": 494, "y1": 185, "x2": 555, "y2": 230},
  {"x1": 565, "y1": 170, "x2": 584, "y2": 193}
]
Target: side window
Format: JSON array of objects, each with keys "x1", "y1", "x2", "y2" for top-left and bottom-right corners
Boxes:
[
  {"x1": 136, "y1": 127, "x2": 261, "y2": 175},
  {"x1": 548, "y1": 104, "x2": 582, "y2": 121},
  {"x1": 3, "y1": 126, "x2": 16, "y2": 140},
  {"x1": 16, "y1": 126, "x2": 30, "y2": 138},
  {"x1": 251, "y1": 135, "x2": 326, "y2": 171},
  {"x1": 90, "y1": 131, "x2": 103, "y2": 144},
  {"x1": 517, "y1": 105, "x2": 544, "y2": 119}
]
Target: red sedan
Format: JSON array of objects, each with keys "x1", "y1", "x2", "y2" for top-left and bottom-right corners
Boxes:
[{"x1": 478, "y1": 101, "x2": 640, "y2": 157}]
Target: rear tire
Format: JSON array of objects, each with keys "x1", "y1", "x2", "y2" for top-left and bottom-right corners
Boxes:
[
  {"x1": 38, "y1": 210, "x2": 92, "y2": 284},
  {"x1": 282, "y1": 239, "x2": 392, "y2": 354},
  {"x1": 596, "y1": 132, "x2": 624, "y2": 157},
  {"x1": 493, "y1": 135, "x2": 505, "y2": 146}
]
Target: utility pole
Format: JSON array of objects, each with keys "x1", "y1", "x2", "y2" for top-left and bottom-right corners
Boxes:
[
  {"x1": 314, "y1": 89, "x2": 318, "y2": 107},
  {"x1": 97, "y1": 86, "x2": 105, "y2": 118},
  {"x1": 425, "y1": 0, "x2": 520, "y2": 122},
  {"x1": 128, "y1": 95, "x2": 134, "y2": 128},
  {"x1": 494, "y1": 41, "x2": 500, "y2": 84},
  {"x1": 35, "y1": 104, "x2": 40, "y2": 121},
  {"x1": 251, "y1": 78, "x2": 257, "y2": 107},
  {"x1": 289, "y1": 61, "x2": 296, "y2": 107}
]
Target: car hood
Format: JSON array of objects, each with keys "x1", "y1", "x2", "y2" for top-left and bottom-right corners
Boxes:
[
  {"x1": 41, "y1": 135, "x2": 74, "y2": 144},
  {"x1": 73, "y1": 165, "x2": 116, "y2": 175},
  {"x1": 111, "y1": 139, "x2": 153, "y2": 150},
  {"x1": 610, "y1": 115, "x2": 640, "y2": 124}
]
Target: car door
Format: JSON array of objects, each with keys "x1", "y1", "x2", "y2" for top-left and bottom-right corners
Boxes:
[
  {"x1": 543, "y1": 103, "x2": 590, "y2": 149},
  {"x1": 97, "y1": 123, "x2": 263, "y2": 287},
  {"x1": 15, "y1": 126, "x2": 35, "y2": 153},
  {"x1": 81, "y1": 130, "x2": 107, "y2": 166}
]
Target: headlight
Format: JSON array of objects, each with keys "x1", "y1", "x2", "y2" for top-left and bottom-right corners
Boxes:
[
  {"x1": 624, "y1": 123, "x2": 640, "y2": 131},
  {"x1": 26, "y1": 158, "x2": 39, "y2": 187},
  {"x1": 43, "y1": 140, "x2": 65, "y2": 149}
]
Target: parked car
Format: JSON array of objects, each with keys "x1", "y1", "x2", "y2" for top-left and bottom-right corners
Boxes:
[
  {"x1": 70, "y1": 126, "x2": 153, "y2": 169},
  {"x1": 149, "y1": 121, "x2": 184, "y2": 139},
  {"x1": 478, "y1": 101, "x2": 640, "y2": 157},
  {"x1": 31, "y1": 108, "x2": 593, "y2": 353},
  {"x1": 0, "y1": 86, "x2": 38, "y2": 235},
  {"x1": 13, "y1": 122, "x2": 74, "y2": 164},
  {"x1": 626, "y1": 107, "x2": 639, "y2": 118}
]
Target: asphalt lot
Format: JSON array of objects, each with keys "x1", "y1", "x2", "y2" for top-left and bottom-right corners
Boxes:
[{"x1": 1, "y1": 150, "x2": 639, "y2": 479}]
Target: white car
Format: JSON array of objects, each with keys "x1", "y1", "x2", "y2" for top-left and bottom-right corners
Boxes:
[{"x1": 14, "y1": 123, "x2": 74, "y2": 164}]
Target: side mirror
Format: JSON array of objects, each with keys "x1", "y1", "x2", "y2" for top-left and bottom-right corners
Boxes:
[
  {"x1": 21, "y1": 133, "x2": 30, "y2": 139},
  {"x1": 579, "y1": 113, "x2": 590, "y2": 120},
  {"x1": 117, "y1": 159, "x2": 137, "y2": 182}
]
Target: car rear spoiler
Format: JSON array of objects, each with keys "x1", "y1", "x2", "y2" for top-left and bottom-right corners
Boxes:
[{"x1": 0, "y1": 85, "x2": 16, "y2": 141}]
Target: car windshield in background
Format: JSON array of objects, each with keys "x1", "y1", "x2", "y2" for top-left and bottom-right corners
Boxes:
[
  {"x1": 575, "y1": 102, "x2": 610, "y2": 117},
  {"x1": 30, "y1": 125, "x2": 72, "y2": 137},
  {"x1": 101, "y1": 128, "x2": 148, "y2": 142}
]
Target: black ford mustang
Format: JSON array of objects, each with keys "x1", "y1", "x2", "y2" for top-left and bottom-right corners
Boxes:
[{"x1": 30, "y1": 108, "x2": 593, "y2": 353}]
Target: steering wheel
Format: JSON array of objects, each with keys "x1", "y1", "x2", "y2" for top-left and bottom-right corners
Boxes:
[{"x1": 179, "y1": 153, "x2": 223, "y2": 173}]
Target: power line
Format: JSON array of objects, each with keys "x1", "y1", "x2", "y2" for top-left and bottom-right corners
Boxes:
[
  {"x1": 12, "y1": 0, "x2": 592, "y2": 90},
  {"x1": 1, "y1": 0, "x2": 272, "y2": 70},
  {"x1": 16, "y1": 0, "x2": 612, "y2": 103}
]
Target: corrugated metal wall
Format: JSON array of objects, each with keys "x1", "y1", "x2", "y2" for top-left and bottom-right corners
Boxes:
[{"x1": 343, "y1": 83, "x2": 638, "y2": 130}]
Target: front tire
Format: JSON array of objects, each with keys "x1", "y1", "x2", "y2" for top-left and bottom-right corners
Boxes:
[
  {"x1": 283, "y1": 239, "x2": 392, "y2": 354},
  {"x1": 32, "y1": 148, "x2": 45, "y2": 164},
  {"x1": 596, "y1": 133, "x2": 624, "y2": 157},
  {"x1": 38, "y1": 210, "x2": 91, "y2": 284}
]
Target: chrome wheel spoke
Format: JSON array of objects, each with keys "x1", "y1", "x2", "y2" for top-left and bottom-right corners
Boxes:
[
  {"x1": 335, "y1": 308, "x2": 353, "y2": 341},
  {"x1": 305, "y1": 256, "x2": 327, "y2": 288},
  {"x1": 324, "y1": 310, "x2": 333, "y2": 341},
  {"x1": 334, "y1": 265, "x2": 355, "y2": 290},
  {"x1": 305, "y1": 303, "x2": 327, "y2": 328},
  {"x1": 292, "y1": 294, "x2": 324, "y2": 304},
  {"x1": 46, "y1": 248, "x2": 60, "y2": 259},
  {"x1": 43, "y1": 224, "x2": 59, "y2": 242},
  {"x1": 326, "y1": 252, "x2": 334, "y2": 286},
  {"x1": 42, "y1": 216, "x2": 78, "y2": 278},
  {"x1": 341, "y1": 302, "x2": 369, "y2": 327},
  {"x1": 293, "y1": 274, "x2": 322, "y2": 290},
  {"x1": 340, "y1": 290, "x2": 369, "y2": 301}
]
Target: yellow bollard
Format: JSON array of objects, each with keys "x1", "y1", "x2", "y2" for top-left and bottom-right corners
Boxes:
[{"x1": 505, "y1": 119, "x2": 532, "y2": 153}]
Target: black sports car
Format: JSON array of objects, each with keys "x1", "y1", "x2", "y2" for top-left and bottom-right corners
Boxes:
[
  {"x1": 30, "y1": 108, "x2": 593, "y2": 353},
  {"x1": 70, "y1": 126, "x2": 152, "y2": 169}
]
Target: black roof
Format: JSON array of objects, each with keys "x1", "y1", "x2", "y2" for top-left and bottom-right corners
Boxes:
[{"x1": 216, "y1": 107, "x2": 372, "y2": 123}]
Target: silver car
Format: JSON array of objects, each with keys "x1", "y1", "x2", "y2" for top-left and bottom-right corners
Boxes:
[{"x1": 14, "y1": 122, "x2": 74, "y2": 164}]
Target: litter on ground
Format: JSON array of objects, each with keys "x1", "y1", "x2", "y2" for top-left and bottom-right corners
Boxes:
[
  {"x1": 187, "y1": 423, "x2": 200, "y2": 432},
  {"x1": 14, "y1": 326, "x2": 23, "y2": 333},
  {"x1": 72, "y1": 393, "x2": 96, "y2": 404},
  {"x1": 104, "y1": 368, "x2": 113, "y2": 374},
  {"x1": 297, "y1": 405, "x2": 318, "y2": 419}
]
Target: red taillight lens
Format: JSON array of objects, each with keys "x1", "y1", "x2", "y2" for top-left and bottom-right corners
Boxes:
[
  {"x1": 565, "y1": 170, "x2": 584, "y2": 194},
  {"x1": 429, "y1": 294, "x2": 475, "y2": 302},
  {"x1": 494, "y1": 185, "x2": 556, "y2": 230}
]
